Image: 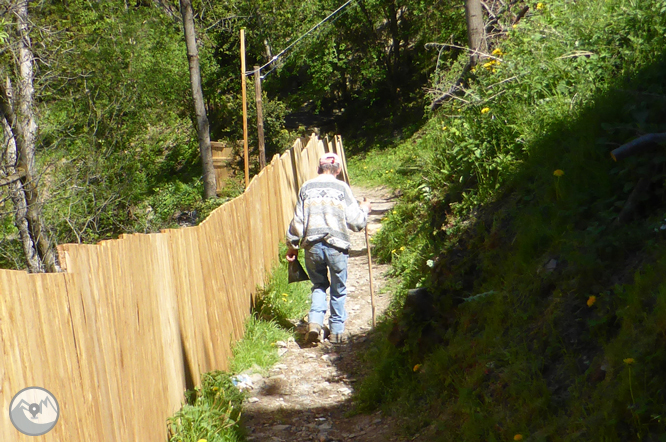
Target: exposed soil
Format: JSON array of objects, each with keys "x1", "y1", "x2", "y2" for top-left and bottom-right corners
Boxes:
[{"x1": 242, "y1": 186, "x2": 402, "y2": 442}]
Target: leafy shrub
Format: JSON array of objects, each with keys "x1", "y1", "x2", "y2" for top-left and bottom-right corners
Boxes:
[{"x1": 167, "y1": 371, "x2": 244, "y2": 442}]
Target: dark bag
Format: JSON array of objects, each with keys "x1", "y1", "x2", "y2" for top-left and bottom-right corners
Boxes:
[{"x1": 288, "y1": 259, "x2": 310, "y2": 283}]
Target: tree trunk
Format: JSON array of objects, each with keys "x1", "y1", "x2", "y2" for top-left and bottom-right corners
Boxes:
[
  {"x1": 0, "y1": 105, "x2": 42, "y2": 272},
  {"x1": 15, "y1": 0, "x2": 59, "y2": 272},
  {"x1": 385, "y1": 1, "x2": 401, "y2": 76},
  {"x1": 465, "y1": 0, "x2": 487, "y2": 65},
  {"x1": 0, "y1": 1, "x2": 59, "y2": 272},
  {"x1": 180, "y1": 0, "x2": 216, "y2": 199}
]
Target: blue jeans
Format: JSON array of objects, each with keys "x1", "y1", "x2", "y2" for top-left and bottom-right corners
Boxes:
[{"x1": 304, "y1": 242, "x2": 348, "y2": 334}]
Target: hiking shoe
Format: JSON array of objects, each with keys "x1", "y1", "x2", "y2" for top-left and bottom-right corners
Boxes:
[
  {"x1": 307, "y1": 323, "x2": 322, "y2": 343},
  {"x1": 329, "y1": 333, "x2": 347, "y2": 344}
]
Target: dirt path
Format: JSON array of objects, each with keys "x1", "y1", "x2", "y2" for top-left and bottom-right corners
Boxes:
[{"x1": 242, "y1": 186, "x2": 400, "y2": 442}]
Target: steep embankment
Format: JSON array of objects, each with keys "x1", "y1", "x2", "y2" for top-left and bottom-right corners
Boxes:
[{"x1": 349, "y1": 1, "x2": 666, "y2": 440}]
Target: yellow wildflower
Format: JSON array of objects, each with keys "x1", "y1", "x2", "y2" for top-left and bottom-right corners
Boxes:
[
  {"x1": 400, "y1": 246, "x2": 405, "y2": 251},
  {"x1": 512, "y1": 24, "x2": 518, "y2": 29},
  {"x1": 198, "y1": 440, "x2": 207, "y2": 442},
  {"x1": 391, "y1": 249, "x2": 397, "y2": 254},
  {"x1": 363, "y1": 166, "x2": 367, "y2": 169},
  {"x1": 413, "y1": 364, "x2": 422, "y2": 372},
  {"x1": 471, "y1": 66, "x2": 476, "y2": 73},
  {"x1": 553, "y1": 169, "x2": 564, "y2": 177},
  {"x1": 390, "y1": 169, "x2": 395, "y2": 173},
  {"x1": 537, "y1": 2, "x2": 544, "y2": 10},
  {"x1": 514, "y1": 435, "x2": 523, "y2": 441},
  {"x1": 442, "y1": 126, "x2": 448, "y2": 131},
  {"x1": 492, "y1": 48, "x2": 504, "y2": 56},
  {"x1": 393, "y1": 210, "x2": 397, "y2": 214},
  {"x1": 587, "y1": 295, "x2": 596, "y2": 307},
  {"x1": 624, "y1": 358, "x2": 635, "y2": 365},
  {"x1": 481, "y1": 107, "x2": 490, "y2": 114}
]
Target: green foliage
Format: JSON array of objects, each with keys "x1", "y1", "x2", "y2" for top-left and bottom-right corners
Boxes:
[
  {"x1": 228, "y1": 315, "x2": 291, "y2": 374},
  {"x1": 353, "y1": 0, "x2": 666, "y2": 440},
  {"x1": 167, "y1": 371, "x2": 245, "y2": 442}
]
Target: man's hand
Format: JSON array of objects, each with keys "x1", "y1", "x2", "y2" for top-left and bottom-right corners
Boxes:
[{"x1": 286, "y1": 248, "x2": 298, "y2": 262}]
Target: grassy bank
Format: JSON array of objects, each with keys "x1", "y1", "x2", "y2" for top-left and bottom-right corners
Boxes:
[{"x1": 348, "y1": 0, "x2": 666, "y2": 440}]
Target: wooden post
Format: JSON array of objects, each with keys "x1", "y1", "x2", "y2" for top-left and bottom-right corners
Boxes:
[
  {"x1": 240, "y1": 29, "x2": 249, "y2": 189},
  {"x1": 337, "y1": 136, "x2": 376, "y2": 328},
  {"x1": 254, "y1": 66, "x2": 266, "y2": 170}
]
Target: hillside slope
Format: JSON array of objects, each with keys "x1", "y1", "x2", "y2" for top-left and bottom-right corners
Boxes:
[{"x1": 349, "y1": 1, "x2": 666, "y2": 440}]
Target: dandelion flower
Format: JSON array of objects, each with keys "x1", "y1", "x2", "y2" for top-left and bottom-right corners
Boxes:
[
  {"x1": 587, "y1": 295, "x2": 596, "y2": 307},
  {"x1": 442, "y1": 126, "x2": 448, "y2": 131},
  {"x1": 514, "y1": 435, "x2": 523, "y2": 441},
  {"x1": 363, "y1": 166, "x2": 368, "y2": 169},
  {"x1": 198, "y1": 439, "x2": 208, "y2": 442},
  {"x1": 537, "y1": 2, "x2": 544, "y2": 10},
  {"x1": 391, "y1": 249, "x2": 397, "y2": 254},
  {"x1": 400, "y1": 246, "x2": 405, "y2": 251},
  {"x1": 553, "y1": 169, "x2": 564, "y2": 177},
  {"x1": 413, "y1": 364, "x2": 422, "y2": 372},
  {"x1": 481, "y1": 107, "x2": 490, "y2": 114},
  {"x1": 492, "y1": 48, "x2": 504, "y2": 56},
  {"x1": 624, "y1": 358, "x2": 635, "y2": 365},
  {"x1": 390, "y1": 169, "x2": 394, "y2": 173}
]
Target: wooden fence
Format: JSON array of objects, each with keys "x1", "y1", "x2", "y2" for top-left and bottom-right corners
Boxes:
[{"x1": 0, "y1": 134, "x2": 347, "y2": 441}]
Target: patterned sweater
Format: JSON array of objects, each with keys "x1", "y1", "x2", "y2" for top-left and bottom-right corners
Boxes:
[{"x1": 286, "y1": 174, "x2": 367, "y2": 251}]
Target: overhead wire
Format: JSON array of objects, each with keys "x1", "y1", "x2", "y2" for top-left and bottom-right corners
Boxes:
[
  {"x1": 246, "y1": 0, "x2": 359, "y2": 79},
  {"x1": 258, "y1": 3, "x2": 357, "y2": 79}
]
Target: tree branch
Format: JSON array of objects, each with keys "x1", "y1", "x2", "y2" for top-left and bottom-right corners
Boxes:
[
  {"x1": 610, "y1": 133, "x2": 666, "y2": 161},
  {"x1": 0, "y1": 168, "x2": 25, "y2": 186}
]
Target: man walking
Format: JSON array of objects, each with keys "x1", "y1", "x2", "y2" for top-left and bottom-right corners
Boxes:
[{"x1": 286, "y1": 152, "x2": 371, "y2": 344}]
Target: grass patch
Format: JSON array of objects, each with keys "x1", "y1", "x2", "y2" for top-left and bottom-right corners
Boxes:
[{"x1": 229, "y1": 316, "x2": 291, "y2": 374}]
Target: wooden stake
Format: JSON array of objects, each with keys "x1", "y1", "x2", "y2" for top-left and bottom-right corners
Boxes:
[
  {"x1": 254, "y1": 66, "x2": 266, "y2": 169},
  {"x1": 240, "y1": 29, "x2": 249, "y2": 189},
  {"x1": 337, "y1": 136, "x2": 376, "y2": 328},
  {"x1": 365, "y1": 215, "x2": 376, "y2": 328}
]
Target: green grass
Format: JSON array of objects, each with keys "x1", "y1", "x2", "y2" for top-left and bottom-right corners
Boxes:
[
  {"x1": 167, "y1": 243, "x2": 312, "y2": 441},
  {"x1": 228, "y1": 316, "x2": 291, "y2": 374},
  {"x1": 350, "y1": 0, "x2": 666, "y2": 440}
]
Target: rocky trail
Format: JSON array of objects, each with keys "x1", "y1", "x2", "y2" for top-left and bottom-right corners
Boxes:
[{"x1": 241, "y1": 186, "x2": 401, "y2": 442}]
